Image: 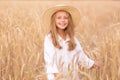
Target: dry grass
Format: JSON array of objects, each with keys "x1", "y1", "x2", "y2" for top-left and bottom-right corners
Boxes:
[{"x1": 0, "y1": 1, "x2": 120, "y2": 80}]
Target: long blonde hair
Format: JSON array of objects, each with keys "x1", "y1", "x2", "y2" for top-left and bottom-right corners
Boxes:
[{"x1": 49, "y1": 10, "x2": 76, "y2": 51}]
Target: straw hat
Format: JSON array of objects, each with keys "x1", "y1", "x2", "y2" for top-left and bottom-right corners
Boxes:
[{"x1": 42, "y1": 4, "x2": 81, "y2": 28}]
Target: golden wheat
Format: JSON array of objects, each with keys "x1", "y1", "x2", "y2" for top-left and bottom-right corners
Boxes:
[{"x1": 0, "y1": 1, "x2": 120, "y2": 80}]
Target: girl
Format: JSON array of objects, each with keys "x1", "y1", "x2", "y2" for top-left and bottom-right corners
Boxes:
[{"x1": 43, "y1": 4, "x2": 98, "y2": 80}]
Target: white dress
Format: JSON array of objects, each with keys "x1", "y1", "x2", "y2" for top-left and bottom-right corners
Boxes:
[{"x1": 44, "y1": 33, "x2": 94, "y2": 80}]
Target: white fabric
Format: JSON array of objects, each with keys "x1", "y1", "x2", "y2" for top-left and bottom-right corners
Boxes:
[{"x1": 44, "y1": 33, "x2": 94, "y2": 80}]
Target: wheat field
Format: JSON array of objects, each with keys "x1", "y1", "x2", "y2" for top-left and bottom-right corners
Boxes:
[{"x1": 0, "y1": 1, "x2": 120, "y2": 80}]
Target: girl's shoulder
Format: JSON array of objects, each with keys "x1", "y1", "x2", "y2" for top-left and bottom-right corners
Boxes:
[
  {"x1": 44, "y1": 33, "x2": 52, "y2": 41},
  {"x1": 74, "y1": 36, "x2": 78, "y2": 41},
  {"x1": 74, "y1": 36, "x2": 82, "y2": 44},
  {"x1": 46, "y1": 33, "x2": 51, "y2": 37}
]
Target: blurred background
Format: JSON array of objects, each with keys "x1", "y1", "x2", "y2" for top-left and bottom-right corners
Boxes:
[{"x1": 0, "y1": 1, "x2": 120, "y2": 80}]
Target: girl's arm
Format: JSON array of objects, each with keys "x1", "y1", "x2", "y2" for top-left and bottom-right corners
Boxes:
[
  {"x1": 44, "y1": 35, "x2": 59, "y2": 80},
  {"x1": 74, "y1": 37, "x2": 95, "y2": 69},
  {"x1": 74, "y1": 37, "x2": 100, "y2": 69}
]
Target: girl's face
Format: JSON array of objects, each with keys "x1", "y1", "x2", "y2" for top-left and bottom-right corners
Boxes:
[{"x1": 55, "y1": 11, "x2": 69, "y2": 30}]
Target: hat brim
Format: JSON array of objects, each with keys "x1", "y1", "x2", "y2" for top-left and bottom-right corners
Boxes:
[{"x1": 42, "y1": 4, "x2": 81, "y2": 29}]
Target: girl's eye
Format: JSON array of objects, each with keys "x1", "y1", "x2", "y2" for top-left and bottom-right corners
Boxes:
[
  {"x1": 57, "y1": 16, "x2": 61, "y2": 19},
  {"x1": 56, "y1": 16, "x2": 68, "y2": 19},
  {"x1": 64, "y1": 16, "x2": 68, "y2": 19}
]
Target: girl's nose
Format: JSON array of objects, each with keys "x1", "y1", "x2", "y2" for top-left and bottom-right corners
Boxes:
[{"x1": 61, "y1": 18, "x2": 65, "y2": 21}]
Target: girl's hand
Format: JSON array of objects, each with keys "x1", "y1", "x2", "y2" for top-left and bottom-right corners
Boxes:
[{"x1": 91, "y1": 61, "x2": 100, "y2": 69}]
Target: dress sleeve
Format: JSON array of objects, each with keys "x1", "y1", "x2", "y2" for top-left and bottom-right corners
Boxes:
[
  {"x1": 44, "y1": 35, "x2": 59, "y2": 80},
  {"x1": 74, "y1": 37, "x2": 94, "y2": 69}
]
